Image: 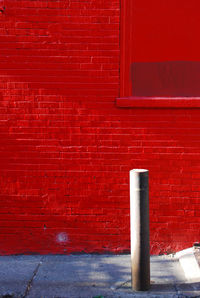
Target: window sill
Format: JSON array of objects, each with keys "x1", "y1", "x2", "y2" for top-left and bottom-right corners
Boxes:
[{"x1": 116, "y1": 97, "x2": 200, "y2": 108}]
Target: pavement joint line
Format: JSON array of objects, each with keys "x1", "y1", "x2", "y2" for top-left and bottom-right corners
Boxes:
[
  {"x1": 23, "y1": 257, "x2": 44, "y2": 298},
  {"x1": 113, "y1": 279, "x2": 131, "y2": 290}
]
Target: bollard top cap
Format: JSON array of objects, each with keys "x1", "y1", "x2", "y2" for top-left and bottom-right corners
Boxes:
[{"x1": 130, "y1": 169, "x2": 148, "y2": 173}]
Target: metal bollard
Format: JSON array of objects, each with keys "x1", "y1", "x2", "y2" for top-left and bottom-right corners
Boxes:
[{"x1": 130, "y1": 169, "x2": 150, "y2": 291}]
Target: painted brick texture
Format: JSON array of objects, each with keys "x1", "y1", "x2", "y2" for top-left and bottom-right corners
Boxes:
[{"x1": 0, "y1": 0, "x2": 200, "y2": 255}]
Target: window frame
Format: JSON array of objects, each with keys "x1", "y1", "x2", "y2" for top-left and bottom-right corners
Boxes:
[{"x1": 117, "y1": 0, "x2": 200, "y2": 108}]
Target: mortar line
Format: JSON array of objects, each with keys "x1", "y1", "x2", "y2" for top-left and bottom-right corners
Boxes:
[{"x1": 23, "y1": 257, "x2": 44, "y2": 297}]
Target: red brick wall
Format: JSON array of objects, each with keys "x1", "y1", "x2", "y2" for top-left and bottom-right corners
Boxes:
[{"x1": 0, "y1": 0, "x2": 200, "y2": 255}]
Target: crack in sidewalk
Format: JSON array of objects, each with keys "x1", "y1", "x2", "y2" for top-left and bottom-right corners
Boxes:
[
  {"x1": 23, "y1": 257, "x2": 44, "y2": 297},
  {"x1": 113, "y1": 279, "x2": 131, "y2": 290}
]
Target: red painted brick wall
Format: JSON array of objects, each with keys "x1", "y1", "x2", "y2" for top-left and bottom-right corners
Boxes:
[{"x1": 0, "y1": 0, "x2": 200, "y2": 255}]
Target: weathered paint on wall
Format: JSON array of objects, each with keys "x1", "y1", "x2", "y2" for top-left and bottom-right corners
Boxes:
[{"x1": 0, "y1": 0, "x2": 200, "y2": 255}]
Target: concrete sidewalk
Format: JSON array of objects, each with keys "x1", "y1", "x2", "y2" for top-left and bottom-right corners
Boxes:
[{"x1": 0, "y1": 254, "x2": 199, "y2": 298}]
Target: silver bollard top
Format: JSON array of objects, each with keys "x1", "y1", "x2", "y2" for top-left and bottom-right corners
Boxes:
[
  {"x1": 130, "y1": 169, "x2": 148, "y2": 173},
  {"x1": 130, "y1": 169, "x2": 149, "y2": 189}
]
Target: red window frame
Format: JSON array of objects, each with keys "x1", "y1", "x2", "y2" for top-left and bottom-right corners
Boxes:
[
  {"x1": 120, "y1": 0, "x2": 134, "y2": 98},
  {"x1": 117, "y1": 0, "x2": 200, "y2": 108}
]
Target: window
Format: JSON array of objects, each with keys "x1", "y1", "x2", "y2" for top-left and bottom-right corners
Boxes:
[{"x1": 118, "y1": 0, "x2": 200, "y2": 107}]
